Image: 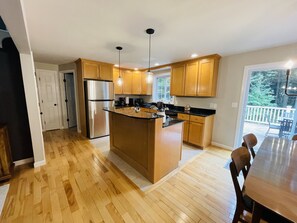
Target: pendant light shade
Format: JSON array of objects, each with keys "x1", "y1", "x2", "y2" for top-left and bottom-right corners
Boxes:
[
  {"x1": 146, "y1": 28, "x2": 155, "y2": 83},
  {"x1": 116, "y1": 46, "x2": 123, "y2": 86}
]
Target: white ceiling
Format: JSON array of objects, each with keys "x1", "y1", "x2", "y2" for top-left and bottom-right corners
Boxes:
[{"x1": 22, "y1": 0, "x2": 297, "y2": 68}]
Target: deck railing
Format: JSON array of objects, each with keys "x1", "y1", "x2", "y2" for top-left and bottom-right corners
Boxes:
[{"x1": 245, "y1": 106, "x2": 295, "y2": 125}]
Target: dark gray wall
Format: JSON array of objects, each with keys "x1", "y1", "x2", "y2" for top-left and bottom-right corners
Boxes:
[{"x1": 0, "y1": 37, "x2": 33, "y2": 161}]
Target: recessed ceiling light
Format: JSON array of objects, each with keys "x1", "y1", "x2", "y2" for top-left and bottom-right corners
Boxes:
[
  {"x1": 134, "y1": 68, "x2": 138, "y2": 71},
  {"x1": 191, "y1": 53, "x2": 198, "y2": 58},
  {"x1": 114, "y1": 64, "x2": 119, "y2": 67},
  {"x1": 154, "y1": 63, "x2": 159, "y2": 66}
]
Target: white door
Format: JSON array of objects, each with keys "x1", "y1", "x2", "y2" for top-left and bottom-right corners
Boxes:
[
  {"x1": 37, "y1": 69, "x2": 60, "y2": 131},
  {"x1": 64, "y1": 73, "x2": 77, "y2": 128}
]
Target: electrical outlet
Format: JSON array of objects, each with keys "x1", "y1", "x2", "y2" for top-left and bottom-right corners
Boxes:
[{"x1": 232, "y1": 102, "x2": 238, "y2": 108}]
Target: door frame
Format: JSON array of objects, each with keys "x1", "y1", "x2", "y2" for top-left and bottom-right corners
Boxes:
[
  {"x1": 58, "y1": 69, "x2": 80, "y2": 132},
  {"x1": 36, "y1": 69, "x2": 62, "y2": 131},
  {"x1": 234, "y1": 61, "x2": 288, "y2": 148}
]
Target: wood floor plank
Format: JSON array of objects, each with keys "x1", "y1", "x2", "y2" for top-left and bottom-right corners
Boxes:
[{"x1": 0, "y1": 129, "x2": 238, "y2": 223}]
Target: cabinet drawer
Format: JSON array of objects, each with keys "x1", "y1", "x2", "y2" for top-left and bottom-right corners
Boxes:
[
  {"x1": 190, "y1": 115, "x2": 205, "y2": 123},
  {"x1": 177, "y1": 113, "x2": 190, "y2": 121}
]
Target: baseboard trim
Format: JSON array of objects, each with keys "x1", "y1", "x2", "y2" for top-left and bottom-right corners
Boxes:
[
  {"x1": 34, "y1": 160, "x2": 46, "y2": 168},
  {"x1": 211, "y1": 141, "x2": 233, "y2": 150},
  {"x1": 14, "y1": 157, "x2": 34, "y2": 166}
]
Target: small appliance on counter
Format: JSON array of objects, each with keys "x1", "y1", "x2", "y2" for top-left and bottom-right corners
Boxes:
[{"x1": 134, "y1": 98, "x2": 144, "y2": 106}]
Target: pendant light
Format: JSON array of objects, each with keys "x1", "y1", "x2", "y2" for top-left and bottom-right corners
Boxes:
[
  {"x1": 146, "y1": 28, "x2": 155, "y2": 83},
  {"x1": 116, "y1": 46, "x2": 123, "y2": 86}
]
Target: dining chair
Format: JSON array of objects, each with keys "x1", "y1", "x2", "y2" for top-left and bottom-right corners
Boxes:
[
  {"x1": 230, "y1": 147, "x2": 252, "y2": 223},
  {"x1": 279, "y1": 119, "x2": 293, "y2": 138},
  {"x1": 292, "y1": 134, "x2": 297, "y2": 140},
  {"x1": 242, "y1": 133, "x2": 257, "y2": 158}
]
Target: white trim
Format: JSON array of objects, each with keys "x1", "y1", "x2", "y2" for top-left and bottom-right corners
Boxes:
[
  {"x1": 234, "y1": 60, "x2": 294, "y2": 148},
  {"x1": 14, "y1": 157, "x2": 34, "y2": 166},
  {"x1": 34, "y1": 160, "x2": 46, "y2": 168},
  {"x1": 211, "y1": 141, "x2": 233, "y2": 150}
]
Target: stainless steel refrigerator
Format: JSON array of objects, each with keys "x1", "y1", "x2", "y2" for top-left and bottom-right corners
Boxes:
[{"x1": 85, "y1": 80, "x2": 114, "y2": 139}]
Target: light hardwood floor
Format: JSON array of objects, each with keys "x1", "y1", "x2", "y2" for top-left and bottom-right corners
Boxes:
[{"x1": 0, "y1": 129, "x2": 236, "y2": 223}]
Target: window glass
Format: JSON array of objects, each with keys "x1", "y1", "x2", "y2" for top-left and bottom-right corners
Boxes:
[{"x1": 153, "y1": 74, "x2": 172, "y2": 102}]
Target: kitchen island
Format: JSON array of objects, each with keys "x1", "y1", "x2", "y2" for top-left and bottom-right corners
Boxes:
[{"x1": 104, "y1": 107, "x2": 184, "y2": 183}]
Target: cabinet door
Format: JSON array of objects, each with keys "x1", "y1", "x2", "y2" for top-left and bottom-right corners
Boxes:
[
  {"x1": 132, "y1": 71, "x2": 142, "y2": 94},
  {"x1": 170, "y1": 64, "x2": 185, "y2": 96},
  {"x1": 122, "y1": 70, "x2": 133, "y2": 94},
  {"x1": 188, "y1": 122, "x2": 204, "y2": 146},
  {"x1": 83, "y1": 61, "x2": 99, "y2": 79},
  {"x1": 99, "y1": 63, "x2": 113, "y2": 81},
  {"x1": 183, "y1": 121, "x2": 189, "y2": 142},
  {"x1": 141, "y1": 72, "x2": 152, "y2": 95},
  {"x1": 113, "y1": 68, "x2": 123, "y2": 94},
  {"x1": 184, "y1": 61, "x2": 198, "y2": 96},
  {"x1": 197, "y1": 58, "x2": 215, "y2": 96}
]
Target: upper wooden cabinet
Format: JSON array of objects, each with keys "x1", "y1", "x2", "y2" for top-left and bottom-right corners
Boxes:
[
  {"x1": 170, "y1": 63, "x2": 186, "y2": 96},
  {"x1": 113, "y1": 69, "x2": 152, "y2": 95},
  {"x1": 113, "y1": 68, "x2": 123, "y2": 94},
  {"x1": 170, "y1": 54, "x2": 220, "y2": 97},
  {"x1": 141, "y1": 72, "x2": 152, "y2": 95},
  {"x1": 132, "y1": 71, "x2": 142, "y2": 94},
  {"x1": 185, "y1": 61, "x2": 199, "y2": 96},
  {"x1": 77, "y1": 59, "x2": 113, "y2": 81},
  {"x1": 122, "y1": 70, "x2": 133, "y2": 94}
]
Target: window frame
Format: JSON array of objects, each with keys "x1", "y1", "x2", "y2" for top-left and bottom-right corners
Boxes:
[{"x1": 152, "y1": 72, "x2": 172, "y2": 103}]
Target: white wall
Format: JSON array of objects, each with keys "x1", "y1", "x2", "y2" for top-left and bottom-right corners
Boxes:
[
  {"x1": 0, "y1": 0, "x2": 46, "y2": 167},
  {"x1": 35, "y1": 62, "x2": 59, "y2": 71},
  {"x1": 176, "y1": 42, "x2": 297, "y2": 149}
]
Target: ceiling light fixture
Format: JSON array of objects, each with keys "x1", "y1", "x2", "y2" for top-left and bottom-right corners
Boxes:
[
  {"x1": 191, "y1": 53, "x2": 198, "y2": 58},
  {"x1": 154, "y1": 63, "x2": 159, "y2": 66},
  {"x1": 134, "y1": 68, "x2": 138, "y2": 71},
  {"x1": 116, "y1": 46, "x2": 123, "y2": 86},
  {"x1": 146, "y1": 28, "x2": 155, "y2": 83},
  {"x1": 114, "y1": 64, "x2": 119, "y2": 67},
  {"x1": 284, "y1": 60, "x2": 297, "y2": 96}
]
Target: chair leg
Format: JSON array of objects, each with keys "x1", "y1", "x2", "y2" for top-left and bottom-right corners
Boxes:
[{"x1": 232, "y1": 206, "x2": 243, "y2": 223}]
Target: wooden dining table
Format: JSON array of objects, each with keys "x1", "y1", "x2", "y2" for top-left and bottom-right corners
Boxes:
[{"x1": 245, "y1": 136, "x2": 297, "y2": 223}]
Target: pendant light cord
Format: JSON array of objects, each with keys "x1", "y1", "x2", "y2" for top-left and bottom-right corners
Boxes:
[
  {"x1": 118, "y1": 49, "x2": 121, "y2": 78},
  {"x1": 148, "y1": 34, "x2": 151, "y2": 72}
]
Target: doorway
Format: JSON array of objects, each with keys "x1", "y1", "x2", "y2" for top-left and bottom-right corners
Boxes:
[
  {"x1": 63, "y1": 73, "x2": 77, "y2": 128},
  {"x1": 236, "y1": 63, "x2": 297, "y2": 150}
]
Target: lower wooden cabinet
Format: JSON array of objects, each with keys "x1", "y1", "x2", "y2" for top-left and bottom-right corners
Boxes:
[
  {"x1": 0, "y1": 125, "x2": 14, "y2": 181},
  {"x1": 178, "y1": 113, "x2": 214, "y2": 148}
]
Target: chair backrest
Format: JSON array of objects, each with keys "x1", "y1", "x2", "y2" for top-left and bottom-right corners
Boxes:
[
  {"x1": 281, "y1": 119, "x2": 293, "y2": 132},
  {"x1": 229, "y1": 147, "x2": 251, "y2": 205},
  {"x1": 292, "y1": 135, "x2": 297, "y2": 141},
  {"x1": 242, "y1": 133, "x2": 257, "y2": 158}
]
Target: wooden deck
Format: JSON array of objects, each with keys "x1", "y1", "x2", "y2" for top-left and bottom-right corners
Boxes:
[{"x1": 1, "y1": 129, "x2": 238, "y2": 223}]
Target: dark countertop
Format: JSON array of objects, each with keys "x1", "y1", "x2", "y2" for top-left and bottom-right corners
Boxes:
[
  {"x1": 104, "y1": 107, "x2": 184, "y2": 128},
  {"x1": 104, "y1": 107, "x2": 163, "y2": 119}
]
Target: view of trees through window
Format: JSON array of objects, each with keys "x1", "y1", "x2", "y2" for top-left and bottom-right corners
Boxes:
[
  {"x1": 155, "y1": 75, "x2": 171, "y2": 102},
  {"x1": 248, "y1": 68, "x2": 297, "y2": 108}
]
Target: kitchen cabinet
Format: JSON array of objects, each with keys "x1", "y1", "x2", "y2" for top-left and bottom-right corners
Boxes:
[
  {"x1": 185, "y1": 61, "x2": 199, "y2": 96},
  {"x1": 132, "y1": 71, "x2": 142, "y2": 94},
  {"x1": 170, "y1": 63, "x2": 186, "y2": 96},
  {"x1": 122, "y1": 70, "x2": 133, "y2": 94},
  {"x1": 141, "y1": 72, "x2": 152, "y2": 95},
  {"x1": 113, "y1": 68, "x2": 123, "y2": 94},
  {"x1": 170, "y1": 54, "x2": 220, "y2": 97},
  {"x1": 197, "y1": 58, "x2": 218, "y2": 97},
  {"x1": 177, "y1": 113, "x2": 190, "y2": 141},
  {"x1": 77, "y1": 59, "x2": 113, "y2": 81},
  {"x1": 177, "y1": 113, "x2": 214, "y2": 148},
  {"x1": 113, "y1": 70, "x2": 152, "y2": 95}
]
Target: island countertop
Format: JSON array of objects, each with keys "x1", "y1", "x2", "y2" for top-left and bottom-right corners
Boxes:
[{"x1": 104, "y1": 107, "x2": 162, "y2": 119}]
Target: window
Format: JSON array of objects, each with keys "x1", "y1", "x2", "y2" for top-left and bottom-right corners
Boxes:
[{"x1": 153, "y1": 73, "x2": 172, "y2": 102}]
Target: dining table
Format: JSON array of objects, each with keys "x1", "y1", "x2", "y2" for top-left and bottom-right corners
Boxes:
[{"x1": 245, "y1": 136, "x2": 297, "y2": 222}]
